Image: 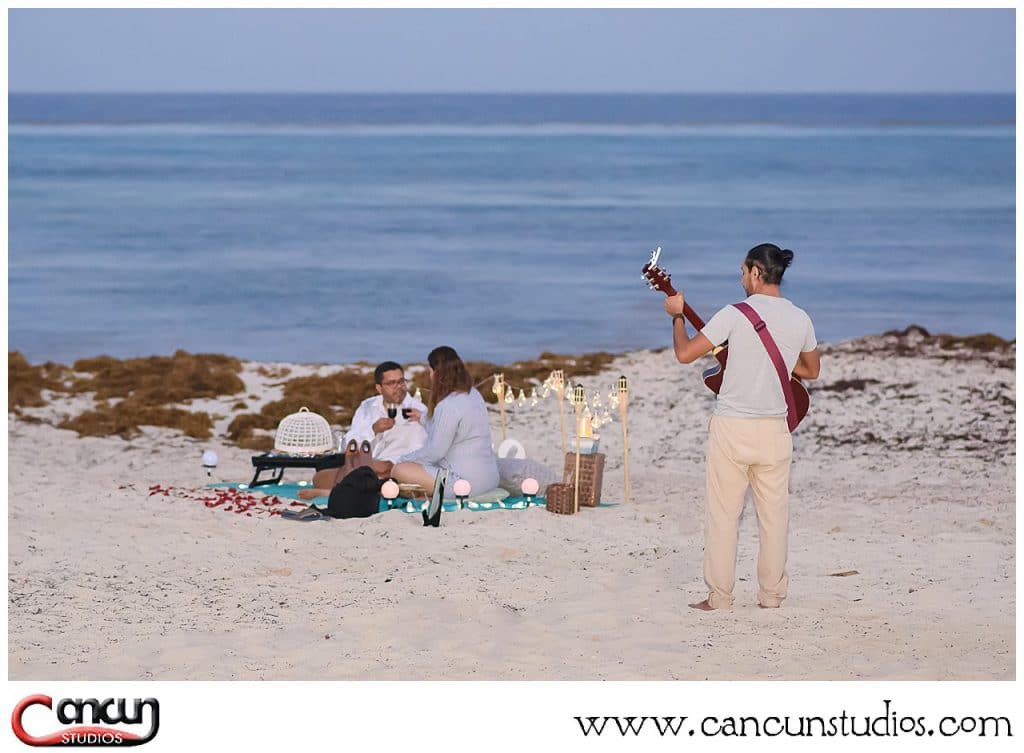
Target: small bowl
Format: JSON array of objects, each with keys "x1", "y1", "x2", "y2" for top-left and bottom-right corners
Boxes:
[{"x1": 569, "y1": 435, "x2": 600, "y2": 454}]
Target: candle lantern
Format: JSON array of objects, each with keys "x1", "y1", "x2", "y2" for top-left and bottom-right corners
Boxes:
[
  {"x1": 618, "y1": 375, "x2": 631, "y2": 504},
  {"x1": 494, "y1": 373, "x2": 508, "y2": 441},
  {"x1": 551, "y1": 369, "x2": 567, "y2": 458},
  {"x1": 572, "y1": 384, "x2": 586, "y2": 513}
]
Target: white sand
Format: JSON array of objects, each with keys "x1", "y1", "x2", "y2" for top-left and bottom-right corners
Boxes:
[{"x1": 7, "y1": 332, "x2": 1015, "y2": 680}]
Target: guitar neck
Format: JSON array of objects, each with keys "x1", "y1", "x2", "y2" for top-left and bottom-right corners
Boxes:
[
  {"x1": 661, "y1": 281, "x2": 707, "y2": 330},
  {"x1": 682, "y1": 302, "x2": 706, "y2": 331}
]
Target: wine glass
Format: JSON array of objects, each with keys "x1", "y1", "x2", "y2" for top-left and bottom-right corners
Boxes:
[{"x1": 386, "y1": 403, "x2": 398, "y2": 420}]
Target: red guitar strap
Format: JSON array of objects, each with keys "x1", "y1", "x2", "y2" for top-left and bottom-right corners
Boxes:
[{"x1": 732, "y1": 302, "x2": 799, "y2": 432}]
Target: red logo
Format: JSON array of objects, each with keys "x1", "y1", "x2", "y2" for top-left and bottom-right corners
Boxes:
[{"x1": 11, "y1": 695, "x2": 159, "y2": 747}]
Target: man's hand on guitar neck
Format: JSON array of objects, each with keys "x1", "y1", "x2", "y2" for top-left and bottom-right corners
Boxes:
[
  {"x1": 663, "y1": 292, "x2": 686, "y2": 316},
  {"x1": 665, "y1": 293, "x2": 714, "y2": 365}
]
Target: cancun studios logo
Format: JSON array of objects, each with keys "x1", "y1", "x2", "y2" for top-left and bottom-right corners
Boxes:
[{"x1": 11, "y1": 695, "x2": 160, "y2": 747}]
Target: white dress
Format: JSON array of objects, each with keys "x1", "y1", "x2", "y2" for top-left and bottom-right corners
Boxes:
[{"x1": 398, "y1": 389, "x2": 499, "y2": 497}]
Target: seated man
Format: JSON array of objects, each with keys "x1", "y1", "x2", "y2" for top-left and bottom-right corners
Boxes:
[
  {"x1": 345, "y1": 360, "x2": 429, "y2": 462},
  {"x1": 301, "y1": 361, "x2": 428, "y2": 500}
]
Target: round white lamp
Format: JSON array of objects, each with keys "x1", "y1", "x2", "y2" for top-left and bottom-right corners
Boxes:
[
  {"x1": 453, "y1": 479, "x2": 472, "y2": 508},
  {"x1": 521, "y1": 477, "x2": 539, "y2": 506},
  {"x1": 201, "y1": 450, "x2": 218, "y2": 477}
]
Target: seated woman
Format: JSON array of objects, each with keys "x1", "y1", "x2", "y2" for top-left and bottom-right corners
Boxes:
[{"x1": 373, "y1": 345, "x2": 499, "y2": 498}]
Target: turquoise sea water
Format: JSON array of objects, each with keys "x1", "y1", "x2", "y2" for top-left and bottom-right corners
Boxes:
[{"x1": 8, "y1": 94, "x2": 1015, "y2": 364}]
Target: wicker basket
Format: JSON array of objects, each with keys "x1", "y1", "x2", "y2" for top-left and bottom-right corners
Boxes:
[
  {"x1": 562, "y1": 452, "x2": 605, "y2": 507},
  {"x1": 274, "y1": 407, "x2": 334, "y2": 455},
  {"x1": 545, "y1": 483, "x2": 577, "y2": 515}
]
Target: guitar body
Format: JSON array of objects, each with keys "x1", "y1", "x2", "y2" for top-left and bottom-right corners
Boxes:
[{"x1": 642, "y1": 247, "x2": 811, "y2": 429}]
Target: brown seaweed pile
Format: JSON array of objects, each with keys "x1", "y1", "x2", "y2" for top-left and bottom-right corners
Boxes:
[
  {"x1": 60, "y1": 402, "x2": 215, "y2": 440},
  {"x1": 67, "y1": 351, "x2": 245, "y2": 403},
  {"x1": 9, "y1": 348, "x2": 619, "y2": 448},
  {"x1": 8, "y1": 351, "x2": 71, "y2": 412},
  {"x1": 823, "y1": 325, "x2": 1015, "y2": 368},
  {"x1": 8, "y1": 350, "x2": 244, "y2": 440}
]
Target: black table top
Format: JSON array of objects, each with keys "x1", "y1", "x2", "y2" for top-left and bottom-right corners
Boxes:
[{"x1": 251, "y1": 451, "x2": 345, "y2": 468}]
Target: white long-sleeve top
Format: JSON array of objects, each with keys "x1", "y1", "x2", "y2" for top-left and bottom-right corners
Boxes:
[
  {"x1": 397, "y1": 389, "x2": 499, "y2": 496},
  {"x1": 343, "y1": 393, "x2": 429, "y2": 463}
]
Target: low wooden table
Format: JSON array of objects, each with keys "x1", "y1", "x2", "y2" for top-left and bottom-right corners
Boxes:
[{"x1": 249, "y1": 451, "x2": 345, "y2": 488}]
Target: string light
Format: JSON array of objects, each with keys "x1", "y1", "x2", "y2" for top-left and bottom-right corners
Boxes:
[{"x1": 482, "y1": 371, "x2": 627, "y2": 424}]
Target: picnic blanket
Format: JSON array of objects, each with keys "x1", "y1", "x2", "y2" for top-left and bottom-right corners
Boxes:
[
  {"x1": 207, "y1": 482, "x2": 550, "y2": 514},
  {"x1": 146, "y1": 482, "x2": 615, "y2": 519}
]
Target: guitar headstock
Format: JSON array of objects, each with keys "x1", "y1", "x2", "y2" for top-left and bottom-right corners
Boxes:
[{"x1": 641, "y1": 246, "x2": 676, "y2": 296}]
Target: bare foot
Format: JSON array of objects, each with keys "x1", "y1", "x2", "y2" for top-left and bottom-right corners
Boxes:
[
  {"x1": 688, "y1": 599, "x2": 716, "y2": 612},
  {"x1": 298, "y1": 488, "x2": 329, "y2": 500}
]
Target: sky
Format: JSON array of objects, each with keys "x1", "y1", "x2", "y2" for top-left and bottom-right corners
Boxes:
[{"x1": 7, "y1": 8, "x2": 1016, "y2": 93}]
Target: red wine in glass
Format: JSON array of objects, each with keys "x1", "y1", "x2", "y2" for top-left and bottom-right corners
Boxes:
[
  {"x1": 401, "y1": 407, "x2": 413, "y2": 419},
  {"x1": 386, "y1": 404, "x2": 398, "y2": 420}
]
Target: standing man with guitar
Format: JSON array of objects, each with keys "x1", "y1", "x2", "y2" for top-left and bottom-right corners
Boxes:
[{"x1": 659, "y1": 243, "x2": 820, "y2": 611}]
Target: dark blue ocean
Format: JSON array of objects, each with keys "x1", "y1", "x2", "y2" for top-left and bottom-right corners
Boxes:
[{"x1": 8, "y1": 94, "x2": 1015, "y2": 364}]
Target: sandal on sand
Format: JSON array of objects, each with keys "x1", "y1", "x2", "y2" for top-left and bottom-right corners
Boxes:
[
  {"x1": 282, "y1": 504, "x2": 329, "y2": 522},
  {"x1": 423, "y1": 469, "x2": 447, "y2": 527}
]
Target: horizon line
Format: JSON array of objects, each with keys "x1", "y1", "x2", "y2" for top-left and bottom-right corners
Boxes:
[{"x1": 8, "y1": 89, "x2": 1016, "y2": 97}]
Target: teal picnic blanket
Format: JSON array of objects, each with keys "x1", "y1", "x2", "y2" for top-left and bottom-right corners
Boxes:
[{"x1": 207, "y1": 482, "x2": 556, "y2": 514}]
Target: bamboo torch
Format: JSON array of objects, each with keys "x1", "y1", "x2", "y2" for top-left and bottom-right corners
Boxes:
[
  {"x1": 572, "y1": 384, "x2": 585, "y2": 513},
  {"x1": 552, "y1": 369, "x2": 566, "y2": 458},
  {"x1": 494, "y1": 373, "x2": 507, "y2": 441},
  {"x1": 618, "y1": 375, "x2": 631, "y2": 504}
]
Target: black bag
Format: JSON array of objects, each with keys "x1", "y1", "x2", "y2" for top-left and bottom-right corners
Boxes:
[{"x1": 326, "y1": 466, "x2": 384, "y2": 519}]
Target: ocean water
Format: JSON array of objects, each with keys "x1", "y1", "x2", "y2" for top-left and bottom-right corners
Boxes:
[{"x1": 8, "y1": 94, "x2": 1015, "y2": 365}]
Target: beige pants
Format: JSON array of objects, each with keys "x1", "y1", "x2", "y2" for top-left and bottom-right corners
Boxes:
[{"x1": 704, "y1": 415, "x2": 793, "y2": 609}]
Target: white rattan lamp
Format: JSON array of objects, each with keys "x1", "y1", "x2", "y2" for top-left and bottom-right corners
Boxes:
[{"x1": 274, "y1": 407, "x2": 334, "y2": 455}]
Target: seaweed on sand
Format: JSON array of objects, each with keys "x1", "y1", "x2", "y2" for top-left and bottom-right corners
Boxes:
[
  {"x1": 67, "y1": 351, "x2": 245, "y2": 403},
  {"x1": 8, "y1": 351, "x2": 72, "y2": 412},
  {"x1": 226, "y1": 366, "x2": 378, "y2": 450},
  {"x1": 59, "y1": 400, "x2": 215, "y2": 440}
]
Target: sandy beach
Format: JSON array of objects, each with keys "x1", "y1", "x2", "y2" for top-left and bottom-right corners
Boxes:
[{"x1": 7, "y1": 328, "x2": 1015, "y2": 680}]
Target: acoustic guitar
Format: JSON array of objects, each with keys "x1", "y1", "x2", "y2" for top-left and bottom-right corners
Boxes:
[{"x1": 641, "y1": 247, "x2": 810, "y2": 428}]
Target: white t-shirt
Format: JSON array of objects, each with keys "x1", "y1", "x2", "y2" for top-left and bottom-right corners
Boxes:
[{"x1": 699, "y1": 294, "x2": 817, "y2": 419}]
